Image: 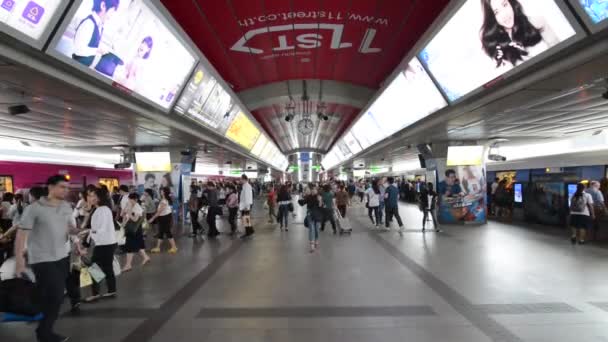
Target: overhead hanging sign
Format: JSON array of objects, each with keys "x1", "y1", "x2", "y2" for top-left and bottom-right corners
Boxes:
[{"x1": 48, "y1": 0, "x2": 197, "y2": 111}]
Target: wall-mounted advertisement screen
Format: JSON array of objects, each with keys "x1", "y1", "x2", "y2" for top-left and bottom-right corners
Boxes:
[
  {"x1": 419, "y1": 0, "x2": 580, "y2": 103},
  {"x1": 250, "y1": 134, "x2": 269, "y2": 157},
  {"x1": 0, "y1": 0, "x2": 69, "y2": 49},
  {"x1": 351, "y1": 111, "x2": 385, "y2": 149},
  {"x1": 322, "y1": 150, "x2": 339, "y2": 170},
  {"x1": 514, "y1": 183, "x2": 523, "y2": 203},
  {"x1": 225, "y1": 112, "x2": 261, "y2": 150},
  {"x1": 49, "y1": 0, "x2": 197, "y2": 111},
  {"x1": 135, "y1": 152, "x2": 171, "y2": 172},
  {"x1": 447, "y1": 145, "x2": 484, "y2": 166},
  {"x1": 571, "y1": 0, "x2": 608, "y2": 32},
  {"x1": 343, "y1": 131, "x2": 362, "y2": 155}
]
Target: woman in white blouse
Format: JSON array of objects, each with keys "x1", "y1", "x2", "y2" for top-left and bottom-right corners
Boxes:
[
  {"x1": 81, "y1": 188, "x2": 117, "y2": 303},
  {"x1": 121, "y1": 193, "x2": 150, "y2": 272}
]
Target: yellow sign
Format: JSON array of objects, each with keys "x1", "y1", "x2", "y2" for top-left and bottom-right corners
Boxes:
[
  {"x1": 225, "y1": 112, "x2": 261, "y2": 150},
  {"x1": 193, "y1": 70, "x2": 204, "y2": 85}
]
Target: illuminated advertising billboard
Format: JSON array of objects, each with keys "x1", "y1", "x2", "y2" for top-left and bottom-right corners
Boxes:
[
  {"x1": 49, "y1": 0, "x2": 197, "y2": 111},
  {"x1": 135, "y1": 152, "x2": 171, "y2": 172},
  {"x1": 570, "y1": 0, "x2": 608, "y2": 32},
  {"x1": 0, "y1": 0, "x2": 69, "y2": 48},
  {"x1": 225, "y1": 112, "x2": 261, "y2": 150},
  {"x1": 419, "y1": 0, "x2": 580, "y2": 103}
]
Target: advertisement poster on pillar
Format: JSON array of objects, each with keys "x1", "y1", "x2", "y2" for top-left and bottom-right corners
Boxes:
[
  {"x1": 135, "y1": 165, "x2": 180, "y2": 201},
  {"x1": 0, "y1": 0, "x2": 69, "y2": 48},
  {"x1": 436, "y1": 161, "x2": 487, "y2": 224},
  {"x1": 419, "y1": 0, "x2": 580, "y2": 102},
  {"x1": 49, "y1": 0, "x2": 197, "y2": 110}
]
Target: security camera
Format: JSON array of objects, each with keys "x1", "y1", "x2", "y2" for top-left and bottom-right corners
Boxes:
[{"x1": 488, "y1": 154, "x2": 507, "y2": 162}]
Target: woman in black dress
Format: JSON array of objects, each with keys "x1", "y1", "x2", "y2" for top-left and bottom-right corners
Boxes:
[{"x1": 122, "y1": 193, "x2": 150, "y2": 272}]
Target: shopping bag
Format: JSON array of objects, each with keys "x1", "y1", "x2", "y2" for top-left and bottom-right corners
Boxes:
[
  {"x1": 116, "y1": 228, "x2": 126, "y2": 246},
  {"x1": 88, "y1": 263, "x2": 106, "y2": 283},
  {"x1": 80, "y1": 268, "x2": 93, "y2": 288},
  {"x1": 113, "y1": 258, "x2": 121, "y2": 277},
  {"x1": 141, "y1": 219, "x2": 150, "y2": 231}
]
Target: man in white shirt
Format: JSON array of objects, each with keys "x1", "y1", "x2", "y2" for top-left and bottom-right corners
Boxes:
[
  {"x1": 71, "y1": 0, "x2": 120, "y2": 68},
  {"x1": 239, "y1": 174, "x2": 254, "y2": 238}
]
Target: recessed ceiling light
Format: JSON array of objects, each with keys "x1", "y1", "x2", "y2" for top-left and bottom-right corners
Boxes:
[{"x1": 67, "y1": 107, "x2": 72, "y2": 111}]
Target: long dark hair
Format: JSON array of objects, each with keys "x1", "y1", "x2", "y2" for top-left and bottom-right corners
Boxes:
[
  {"x1": 14, "y1": 193, "x2": 24, "y2": 215},
  {"x1": 371, "y1": 180, "x2": 380, "y2": 195},
  {"x1": 94, "y1": 188, "x2": 112, "y2": 208},
  {"x1": 480, "y1": 0, "x2": 542, "y2": 67},
  {"x1": 161, "y1": 187, "x2": 173, "y2": 205},
  {"x1": 574, "y1": 183, "x2": 585, "y2": 199}
]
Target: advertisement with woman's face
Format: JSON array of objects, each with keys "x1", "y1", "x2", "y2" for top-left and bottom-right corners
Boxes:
[
  {"x1": 419, "y1": 0, "x2": 577, "y2": 102},
  {"x1": 52, "y1": 0, "x2": 196, "y2": 109}
]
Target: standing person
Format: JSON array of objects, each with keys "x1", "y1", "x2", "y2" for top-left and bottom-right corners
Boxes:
[
  {"x1": 365, "y1": 181, "x2": 381, "y2": 228},
  {"x1": 267, "y1": 185, "x2": 278, "y2": 224},
  {"x1": 378, "y1": 177, "x2": 388, "y2": 225},
  {"x1": 277, "y1": 185, "x2": 292, "y2": 231},
  {"x1": 320, "y1": 184, "x2": 338, "y2": 234},
  {"x1": 490, "y1": 177, "x2": 500, "y2": 215},
  {"x1": 239, "y1": 174, "x2": 255, "y2": 239},
  {"x1": 14, "y1": 175, "x2": 76, "y2": 342},
  {"x1": 141, "y1": 189, "x2": 157, "y2": 236},
  {"x1": 569, "y1": 183, "x2": 594, "y2": 245},
  {"x1": 188, "y1": 186, "x2": 202, "y2": 238},
  {"x1": 420, "y1": 183, "x2": 440, "y2": 232},
  {"x1": 347, "y1": 181, "x2": 356, "y2": 200},
  {"x1": 385, "y1": 177, "x2": 405, "y2": 234},
  {"x1": 81, "y1": 188, "x2": 118, "y2": 302},
  {"x1": 0, "y1": 192, "x2": 14, "y2": 231},
  {"x1": 586, "y1": 181, "x2": 607, "y2": 239},
  {"x1": 118, "y1": 185, "x2": 130, "y2": 220},
  {"x1": 335, "y1": 184, "x2": 350, "y2": 218},
  {"x1": 71, "y1": 0, "x2": 120, "y2": 68},
  {"x1": 226, "y1": 185, "x2": 239, "y2": 236},
  {"x1": 121, "y1": 193, "x2": 150, "y2": 272},
  {"x1": 357, "y1": 182, "x2": 366, "y2": 203},
  {"x1": 205, "y1": 182, "x2": 220, "y2": 238},
  {"x1": 149, "y1": 188, "x2": 178, "y2": 254},
  {"x1": 299, "y1": 185, "x2": 323, "y2": 252}
]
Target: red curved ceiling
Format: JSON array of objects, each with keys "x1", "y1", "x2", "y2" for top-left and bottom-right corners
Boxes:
[{"x1": 162, "y1": 0, "x2": 449, "y2": 152}]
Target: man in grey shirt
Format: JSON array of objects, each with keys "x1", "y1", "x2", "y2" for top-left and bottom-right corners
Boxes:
[{"x1": 15, "y1": 175, "x2": 75, "y2": 342}]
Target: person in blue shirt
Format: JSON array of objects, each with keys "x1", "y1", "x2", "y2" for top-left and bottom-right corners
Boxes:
[
  {"x1": 384, "y1": 177, "x2": 404, "y2": 234},
  {"x1": 437, "y1": 169, "x2": 463, "y2": 197}
]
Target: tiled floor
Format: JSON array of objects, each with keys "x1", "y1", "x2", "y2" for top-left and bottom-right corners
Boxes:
[{"x1": 3, "y1": 198, "x2": 608, "y2": 342}]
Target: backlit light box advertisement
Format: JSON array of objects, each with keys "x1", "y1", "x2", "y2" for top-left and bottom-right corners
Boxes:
[
  {"x1": 447, "y1": 146, "x2": 484, "y2": 166},
  {"x1": 419, "y1": 0, "x2": 579, "y2": 102},
  {"x1": 225, "y1": 112, "x2": 261, "y2": 150},
  {"x1": 50, "y1": 0, "x2": 197, "y2": 110},
  {"x1": 0, "y1": 0, "x2": 69, "y2": 48},
  {"x1": 135, "y1": 152, "x2": 171, "y2": 172},
  {"x1": 571, "y1": 0, "x2": 608, "y2": 32}
]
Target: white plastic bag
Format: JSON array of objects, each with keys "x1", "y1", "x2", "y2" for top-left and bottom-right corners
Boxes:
[
  {"x1": 113, "y1": 257, "x2": 121, "y2": 277},
  {"x1": 116, "y1": 228, "x2": 126, "y2": 246}
]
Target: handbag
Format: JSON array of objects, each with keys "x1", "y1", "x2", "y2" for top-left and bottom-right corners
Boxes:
[
  {"x1": 80, "y1": 268, "x2": 93, "y2": 288},
  {"x1": 88, "y1": 263, "x2": 106, "y2": 283},
  {"x1": 124, "y1": 218, "x2": 143, "y2": 235},
  {"x1": 0, "y1": 278, "x2": 41, "y2": 316},
  {"x1": 288, "y1": 203, "x2": 294, "y2": 212},
  {"x1": 116, "y1": 228, "x2": 126, "y2": 246}
]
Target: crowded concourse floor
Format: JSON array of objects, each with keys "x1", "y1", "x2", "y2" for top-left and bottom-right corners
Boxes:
[{"x1": 2, "y1": 197, "x2": 608, "y2": 342}]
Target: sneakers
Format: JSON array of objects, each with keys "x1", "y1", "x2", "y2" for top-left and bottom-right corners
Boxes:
[
  {"x1": 435, "y1": 228, "x2": 443, "y2": 233},
  {"x1": 168, "y1": 247, "x2": 178, "y2": 254},
  {"x1": 150, "y1": 247, "x2": 161, "y2": 253}
]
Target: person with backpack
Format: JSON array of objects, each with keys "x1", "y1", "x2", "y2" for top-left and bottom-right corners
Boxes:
[
  {"x1": 365, "y1": 180, "x2": 381, "y2": 229},
  {"x1": 420, "y1": 183, "x2": 440, "y2": 232},
  {"x1": 569, "y1": 183, "x2": 595, "y2": 245}
]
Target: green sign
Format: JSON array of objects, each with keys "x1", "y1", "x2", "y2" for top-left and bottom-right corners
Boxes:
[{"x1": 229, "y1": 170, "x2": 242, "y2": 175}]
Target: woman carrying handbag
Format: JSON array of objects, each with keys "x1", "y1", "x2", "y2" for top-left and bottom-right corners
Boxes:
[
  {"x1": 121, "y1": 193, "x2": 150, "y2": 272},
  {"x1": 80, "y1": 188, "x2": 118, "y2": 303}
]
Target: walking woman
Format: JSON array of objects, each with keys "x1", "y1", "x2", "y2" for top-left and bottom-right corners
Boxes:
[
  {"x1": 83, "y1": 188, "x2": 118, "y2": 302},
  {"x1": 226, "y1": 184, "x2": 239, "y2": 236},
  {"x1": 267, "y1": 185, "x2": 278, "y2": 223},
  {"x1": 335, "y1": 184, "x2": 350, "y2": 218},
  {"x1": 569, "y1": 183, "x2": 594, "y2": 245},
  {"x1": 299, "y1": 185, "x2": 323, "y2": 252},
  {"x1": 122, "y1": 193, "x2": 150, "y2": 272},
  {"x1": 277, "y1": 184, "x2": 292, "y2": 231},
  {"x1": 149, "y1": 188, "x2": 178, "y2": 254},
  {"x1": 365, "y1": 180, "x2": 381, "y2": 228},
  {"x1": 420, "y1": 183, "x2": 441, "y2": 232}
]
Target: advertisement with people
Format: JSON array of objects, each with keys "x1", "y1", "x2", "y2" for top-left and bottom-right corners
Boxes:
[
  {"x1": 225, "y1": 112, "x2": 261, "y2": 151},
  {"x1": 51, "y1": 0, "x2": 196, "y2": 109},
  {"x1": 419, "y1": 0, "x2": 578, "y2": 102},
  {"x1": 436, "y1": 161, "x2": 487, "y2": 224}
]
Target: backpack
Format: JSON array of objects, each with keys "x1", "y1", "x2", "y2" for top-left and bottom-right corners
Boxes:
[{"x1": 570, "y1": 195, "x2": 586, "y2": 213}]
